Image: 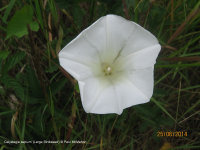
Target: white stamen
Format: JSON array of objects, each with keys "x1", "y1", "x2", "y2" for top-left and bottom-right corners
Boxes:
[
  {"x1": 107, "y1": 67, "x2": 111, "y2": 71},
  {"x1": 102, "y1": 62, "x2": 113, "y2": 76}
]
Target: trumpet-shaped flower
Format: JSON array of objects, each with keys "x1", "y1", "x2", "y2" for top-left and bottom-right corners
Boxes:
[{"x1": 59, "y1": 15, "x2": 161, "y2": 115}]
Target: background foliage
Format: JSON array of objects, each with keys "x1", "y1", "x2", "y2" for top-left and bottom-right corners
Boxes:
[{"x1": 0, "y1": 0, "x2": 200, "y2": 149}]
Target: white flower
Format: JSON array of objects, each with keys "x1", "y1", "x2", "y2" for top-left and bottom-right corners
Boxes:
[{"x1": 59, "y1": 14, "x2": 161, "y2": 115}]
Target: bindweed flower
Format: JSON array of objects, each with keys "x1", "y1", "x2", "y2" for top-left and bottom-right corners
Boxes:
[{"x1": 59, "y1": 15, "x2": 161, "y2": 115}]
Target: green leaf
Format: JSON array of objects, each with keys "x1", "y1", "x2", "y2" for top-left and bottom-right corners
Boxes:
[
  {"x1": 113, "y1": 123, "x2": 121, "y2": 129},
  {"x1": 34, "y1": 0, "x2": 44, "y2": 30},
  {"x1": 2, "y1": 0, "x2": 16, "y2": 24},
  {"x1": 0, "y1": 106, "x2": 10, "y2": 111},
  {"x1": 105, "y1": 0, "x2": 122, "y2": 15},
  {"x1": 152, "y1": 126, "x2": 161, "y2": 142},
  {"x1": 49, "y1": 88, "x2": 54, "y2": 117},
  {"x1": 152, "y1": 105, "x2": 162, "y2": 116},
  {"x1": 45, "y1": 65, "x2": 58, "y2": 73},
  {"x1": 26, "y1": 67, "x2": 43, "y2": 98},
  {"x1": 74, "y1": 82, "x2": 80, "y2": 93},
  {"x1": 49, "y1": 78, "x2": 68, "y2": 96},
  {"x1": 33, "y1": 106, "x2": 46, "y2": 137},
  {"x1": 153, "y1": 88, "x2": 168, "y2": 97},
  {"x1": 46, "y1": 106, "x2": 68, "y2": 120},
  {"x1": 1, "y1": 74, "x2": 24, "y2": 100},
  {"x1": 2, "y1": 51, "x2": 26, "y2": 75},
  {"x1": 26, "y1": 105, "x2": 45, "y2": 116},
  {"x1": 133, "y1": 104, "x2": 156, "y2": 117},
  {"x1": 139, "y1": 120, "x2": 151, "y2": 133},
  {"x1": 0, "y1": 59, "x2": 3, "y2": 73},
  {"x1": 0, "y1": 145, "x2": 7, "y2": 150},
  {"x1": 27, "y1": 124, "x2": 46, "y2": 138},
  {"x1": 72, "y1": 5, "x2": 86, "y2": 29},
  {"x1": 156, "y1": 116, "x2": 174, "y2": 127},
  {"x1": 45, "y1": 58, "x2": 59, "y2": 73},
  {"x1": 5, "y1": 5, "x2": 39, "y2": 40},
  {"x1": 0, "y1": 110, "x2": 16, "y2": 116},
  {"x1": 0, "y1": 51, "x2": 10, "y2": 60},
  {"x1": 117, "y1": 109, "x2": 128, "y2": 123},
  {"x1": 26, "y1": 95, "x2": 45, "y2": 104},
  {"x1": 54, "y1": 0, "x2": 71, "y2": 9},
  {"x1": 151, "y1": 97, "x2": 176, "y2": 123}
]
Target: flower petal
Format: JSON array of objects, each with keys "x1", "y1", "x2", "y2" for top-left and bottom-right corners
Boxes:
[
  {"x1": 79, "y1": 67, "x2": 154, "y2": 115},
  {"x1": 83, "y1": 14, "x2": 135, "y2": 64},
  {"x1": 119, "y1": 67, "x2": 154, "y2": 99},
  {"x1": 113, "y1": 44, "x2": 161, "y2": 71},
  {"x1": 58, "y1": 33, "x2": 102, "y2": 80},
  {"x1": 121, "y1": 23, "x2": 159, "y2": 56},
  {"x1": 78, "y1": 76, "x2": 121, "y2": 114},
  {"x1": 90, "y1": 85, "x2": 121, "y2": 114},
  {"x1": 109, "y1": 71, "x2": 152, "y2": 113}
]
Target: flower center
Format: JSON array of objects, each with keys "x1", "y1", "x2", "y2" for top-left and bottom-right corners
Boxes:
[{"x1": 102, "y1": 62, "x2": 113, "y2": 76}]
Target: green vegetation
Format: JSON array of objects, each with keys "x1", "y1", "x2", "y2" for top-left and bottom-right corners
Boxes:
[{"x1": 0, "y1": 0, "x2": 200, "y2": 149}]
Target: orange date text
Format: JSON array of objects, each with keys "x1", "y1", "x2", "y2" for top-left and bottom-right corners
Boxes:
[{"x1": 157, "y1": 131, "x2": 187, "y2": 137}]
